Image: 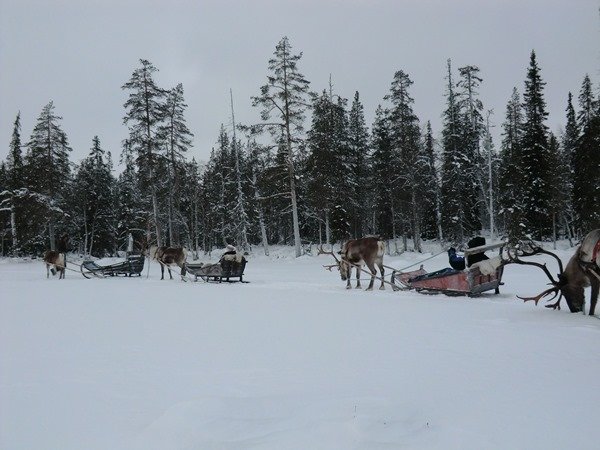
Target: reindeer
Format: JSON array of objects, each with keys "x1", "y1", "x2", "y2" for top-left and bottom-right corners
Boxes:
[
  {"x1": 43, "y1": 251, "x2": 66, "y2": 279},
  {"x1": 506, "y1": 229, "x2": 600, "y2": 314},
  {"x1": 148, "y1": 245, "x2": 187, "y2": 280},
  {"x1": 320, "y1": 236, "x2": 386, "y2": 290}
]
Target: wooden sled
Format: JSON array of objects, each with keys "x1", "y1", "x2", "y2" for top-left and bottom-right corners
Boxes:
[{"x1": 185, "y1": 254, "x2": 248, "y2": 283}]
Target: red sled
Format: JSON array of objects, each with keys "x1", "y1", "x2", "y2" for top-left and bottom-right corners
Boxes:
[{"x1": 392, "y1": 243, "x2": 505, "y2": 297}]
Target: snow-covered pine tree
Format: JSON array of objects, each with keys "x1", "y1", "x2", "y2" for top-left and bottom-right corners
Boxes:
[
  {"x1": 116, "y1": 141, "x2": 147, "y2": 252},
  {"x1": 347, "y1": 91, "x2": 371, "y2": 238},
  {"x1": 370, "y1": 105, "x2": 397, "y2": 250},
  {"x1": 246, "y1": 140, "x2": 270, "y2": 255},
  {"x1": 481, "y1": 111, "x2": 499, "y2": 241},
  {"x1": 122, "y1": 59, "x2": 166, "y2": 247},
  {"x1": 420, "y1": 121, "x2": 441, "y2": 240},
  {"x1": 160, "y1": 83, "x2": 193, "y2": 246},
  {"x1": 385, "y1": 70, "x2": 423, "y2": 251},
  {"x1": 306, "y1": 89, "x2": 352, "y2": 244},
  {"x1": 545, "y1": 132, "x2": 569, "y2": 246},
  {"x1": 24, "y1": 101, "x2": 72, "y2": 251},
  {"x1": 573, "y1": 76, "x2": 600, "y2": 234},
  {"x1": 201, "y1": 126, "x2": 238, "y2": 247},
  {"x1": 577, "y1": 75, "x2": 595, "y2": 131},
  {"x1": 72, "y1": 136, "x2": 116, "y2": 256},
  {"x1": 251, "y1": 36, "x2": 310, "y2": 257},
  {"x1": 178, "y1": 158, "x2": 202, "y2": 256},
  {"x1": 561, "y1": 92, "x2": 579, "y2": 242},
  {"x1": 520, "y1": 50, "x2": 553, "y2": 239},
  {"x1": 1, "y1": 112, "x2": 25, "y2": 254},
  {"x1": 440, "y1": 60, "x2": 471, "y2": 243},
  {"x1": 457, "y1": 65, "x2": 486, "y2": 235},
  {"x1": 498, "y1": 88, "x2": 526, "y2": 243},
  {"x1": 229, "y1": 90, "x2": 250, "y2": 251}
]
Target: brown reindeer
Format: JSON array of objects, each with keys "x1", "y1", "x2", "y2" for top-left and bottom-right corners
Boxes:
[
  {"x1": 507, "y1": 229, "x2": 600, "y2": 314},
  {"x1": 43, "y1": 251, "x2": 66, "y2": 279},
  {"x1": 148, "y1": 245, "x2": 187, "y2": 280},
  {"x1": 320, "y1": 236, "x2": 386, "y2": 290}
]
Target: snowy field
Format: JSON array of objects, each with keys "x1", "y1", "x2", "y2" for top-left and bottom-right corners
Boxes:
[{"x1": 2, "y1": 246, "x2": 600, "y2": 450}]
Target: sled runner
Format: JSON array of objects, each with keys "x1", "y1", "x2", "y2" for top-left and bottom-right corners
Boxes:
[
  {"x1": 185, "y1": 253, "x2": 248, "y2": 283},
  {"x1": 80, "y1": 254, "x2": 145, "y2": 279},
  {"x1": 392, "y1": 242, "x2": 505, "y2": 296}
]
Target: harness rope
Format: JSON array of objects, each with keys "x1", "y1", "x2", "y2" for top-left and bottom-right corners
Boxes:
[{"x1": 384, "y1": 250, "x2": 447, "y2": 273}]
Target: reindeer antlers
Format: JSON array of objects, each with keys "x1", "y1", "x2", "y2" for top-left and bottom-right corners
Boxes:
[
  {"x1": 503, "y1": 241, "x2": 566, "y2": 309},
  {"x1": 317, "y1": 245, "x2": 340, "y2": 263},
  {"x1": 517, "y1": 286, "x2": 561, "y2": 305},
  {"x1": 503, "y1": 243, "x2": 560, "y2": 285},
  {"x1": 318, "y1": 245, "x2": 341, "y2": 271}
]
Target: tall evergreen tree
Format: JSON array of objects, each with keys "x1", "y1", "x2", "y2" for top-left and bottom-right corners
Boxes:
[
  {"x1": 347, "y1": 91, "x2": 370, "y2": 238},
  {"x1": 2, "y1": 112, "x2": 24, "y2": 254},
  {"x1": 251, "y1": 36, "x2": 310, "y2": 257},
  {"x1": 457, "y1": 65, "x2": 486, "y2": 232},
  {"x1": 72, "y1": 136, "x2": 116, "y2": 256},
  {"x1": 420, "y1": 121, "x2": 441, "y2": 240},
  {"x1": 561, "y1": 92, "x2": 579, "y2": 240},
  {"x1": 520, "y1": 50, "x2": 552, "y2": 238},
  {"x1": 385, "y1": 70, "x2": 423, "y2": 251},
  {"x1": 577, "y1": 75, "x2": 595, "y2": 131},
  {"x1": 440, "y1": 60, "x2": 478, "y2": 242},
  {"x1": 498, "y1": 88, "x2": 525, "y2": 242},
  {"x1": 306, "y1": 89, "x2": 351, "y2": 243},
  {"x1": 370, "y1": 106, "x2": 396, "y2": 247},
  {"x1": 24, "y1": 101, "x2": 72, "y2": 251},
  {"x1": 160, "y1": 83, "x2": 193, "y2": 246},
  {"x1": 546, "y1": 132, "x2": 569, "y2": 244},
  {"x1": 122, "y1": 59, "x2": 166, "y2": 246},
  {"x1": 573, "y1": 77, "x2": 600, "y2": 233},
  {"x1": 116, "y1": 140, "x2": 147, "y2": 250}
]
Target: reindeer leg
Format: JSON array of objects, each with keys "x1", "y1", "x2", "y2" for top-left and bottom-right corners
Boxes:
[
  {"x1": 46, "y1": 264, "x2": 50, "y2": 278},
  {"x1": 365, "y1": 261, "x2": 376, "y2": 291},
  {"x1": 160, "y1": 263, "x2": 164, "y2": 280},
  {"x1": 168, "y1": 266, "x2": 173, "y2": 280},
  {"x1": 355, "y1": 266, "x2": 361, "y2": 289},
  {"x1": 589, "y1": 278, "x2": 599, "y2": 316},
  {"x1": 378, "y1": 261, "x2": 385, "y2": 290}
]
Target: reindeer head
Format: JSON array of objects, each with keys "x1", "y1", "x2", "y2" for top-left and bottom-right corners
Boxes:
[
  {"x1": 339, "y1": 258, "x2": 351, "y2": 281},
  {"x1": 504, "y1": 243, "x2": 582, "y2": 313}
]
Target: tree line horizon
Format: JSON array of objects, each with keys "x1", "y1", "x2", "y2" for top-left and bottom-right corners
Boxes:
[{"x1": 1, "y1": 36, "x2": 599, "y2": 257}]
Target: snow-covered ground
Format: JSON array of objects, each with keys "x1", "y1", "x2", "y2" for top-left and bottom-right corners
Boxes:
[{"x1": 2, "y1": 246, "x2": 600, "y2": 450}]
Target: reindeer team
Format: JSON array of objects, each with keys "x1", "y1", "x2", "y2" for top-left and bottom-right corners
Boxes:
[{"x1": 40, "y1": 228, "x2": 600, "y2": 316}]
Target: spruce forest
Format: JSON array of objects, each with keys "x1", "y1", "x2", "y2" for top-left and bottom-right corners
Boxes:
[{"x1": 1, "y1": 37, "x2": 599, "y2": 258}]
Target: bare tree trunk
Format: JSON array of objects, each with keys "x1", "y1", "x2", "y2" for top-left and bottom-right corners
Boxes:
[
  {"x1": 89, "y1": 221, "x2": 96, "y2": 257},
  {"x1": 167, "y1": 195, "x2": 174, "y2": 247},
  {"x1": 230, "y1": 90, "x2": 249, "y2": 251},
  {"x1": 10, "y1": 198, "x2": 18, "y2": 256},
  {"x1": 251, "y1": 170, "x2": 269, "y2": 256},
  {"x1": 412, "y1": 191, "x2": 422, "y2": 252},
  {"x1": 563, "y1": 214, "x2": 574, "y2": 247},
  {"x1": 49, "y1": 222, "x2": 56, "y2": 251},
  {"x1": 325, "y1": 210, "x2": 331, "y2": 246},
  {"x1": 147, "y1": 156, "x2": 162, "y2": 247},
  {"x1": 552, "y1": 212, "x2": 557, "y2": 250},
  {"x1": 391, "y1": 202, "x2": 397, "y2": 255},
  {"x1": 83, "y1": 209, "x2": 88, "y2": 256}
]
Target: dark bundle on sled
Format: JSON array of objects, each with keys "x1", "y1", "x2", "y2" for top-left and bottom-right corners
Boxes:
[
  {"x1": 80, "y1": 254, "x2": 145, "y2": 278},
  {"x1": 185, "y1": 253, "x2": 248, "y2": 283}
]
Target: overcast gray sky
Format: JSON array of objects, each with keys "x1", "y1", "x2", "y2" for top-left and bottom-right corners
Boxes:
[{"x1": 1, "y1": 0, "x2": 598, "y2": 167}]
